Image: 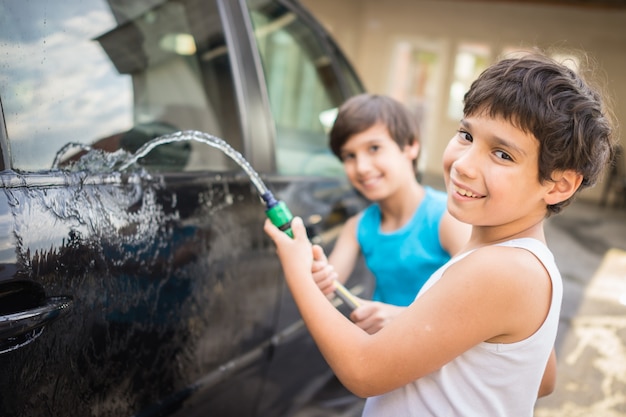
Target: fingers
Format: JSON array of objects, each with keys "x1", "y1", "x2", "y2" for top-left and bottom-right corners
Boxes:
[
  {"x1": 311, "y1": 245, "x2": 328, "y2": 271},
  {"x1": 311, "y1": 245, "x2": 326, "y2": 274},
  {"x1": 313, "y1": 273, "x2": 337, "y2": 296},
  {"x1": 350, "y1": 301, "x2": 390, "y2": 335},
  {"x1": 311, "y1": 261, "x2": 337, "y2": 295},
  {"x1": 310, "y1": 244, "x2": 337, "y2": 295},
  {"x1": 264, "y1": 217, "x2": 314, "y2": 279},
  {"x1": 264, "y1": 218, "x2": 287, "y2": 243},
  {"x1": 263, "y1": 217, "x2": 300, "y2": 260},
  {"x1": 312, "y1": 244, "x2": 327, "y2": 262},
  {"x1": 290, "y1": 216, "x2": 308, "y2": 241},
  {"x1": 264, "y1": 216, "x2": 307, "y2": 244},
  {"x1": 267, "y1": 218, "x2": 336, "y2": 299}
]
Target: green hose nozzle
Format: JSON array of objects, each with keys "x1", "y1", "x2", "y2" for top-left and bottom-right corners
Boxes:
[
  {"x1": 262, "y1": 192, "x2": 294, "y2": 238},
  {"x1": 261, "y1": 191, "x2": 360, "y2": 310}
]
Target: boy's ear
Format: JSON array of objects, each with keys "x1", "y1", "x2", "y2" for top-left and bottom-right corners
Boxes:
[
  {"x1": 544, "y1": 170, "x2": 583, "y2": 205},
  {"x1": 404, "y1": 142, "x2": 420, "y2": 160}
]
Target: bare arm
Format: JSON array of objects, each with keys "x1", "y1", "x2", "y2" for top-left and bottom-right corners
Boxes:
[
  {"x1": 327, "y1": 214, "x2": 361, "y2": 284},
  {"x1": 349, "y1": 299, "x2": 406, "y2": 334},
  {"x1": 439, "y1": 210, "x2": 471, "y2": 256},
  {"x1": 265, "y1": 218, "x2": 553, "y2": 397},
  {"x1": 538, "y1": 348, "x2": 557, "y2": 397}
]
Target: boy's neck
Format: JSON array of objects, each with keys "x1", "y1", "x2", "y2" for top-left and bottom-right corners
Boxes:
[
  {"x1": 465, "y1": 215, "x2": 547, "y2": 251},
  {"x1": 378, "y1": 182, "x2": 425, "y2": 232}
]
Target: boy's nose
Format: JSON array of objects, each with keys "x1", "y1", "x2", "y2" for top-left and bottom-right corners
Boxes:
[
  {"x1": 355, "y1": 155, "x2": 373, "y2": 173},
  {"x1": 453, "y1": 148, "x2": 479, "y2": 179}
]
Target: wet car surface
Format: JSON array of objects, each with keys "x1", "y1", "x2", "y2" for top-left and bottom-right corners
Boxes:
[{"x1": 0, "y1": 0, "x2": 370, "y2": 415}]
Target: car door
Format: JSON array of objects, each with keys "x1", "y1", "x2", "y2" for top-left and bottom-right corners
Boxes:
[
  {"x1": 0, "y1": 0, "x2": 368, "y2": 416},
  {"x1": 0, "y1": 1, "x2": 281, "y2": 416}
]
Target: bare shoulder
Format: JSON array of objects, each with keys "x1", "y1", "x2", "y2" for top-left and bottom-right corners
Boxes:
[
  {"x1": 452, "y1": 245, "x2": 551, "y2": 291},
  {"x1": 378, "y1": 243, "x2": 554, "y2": 380},
  {"x1": 444, "y1": 245, "x2": 553, "y2": 342},
  {"x1": 345, "y1": 212, "x2": 361, "y2": 229}
]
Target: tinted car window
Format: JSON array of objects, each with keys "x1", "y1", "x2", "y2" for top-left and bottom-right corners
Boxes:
[
  {"x1": 247, "y1": 1, "x2": 347, "y2": 177},
  {"x1": 0, "y1": 0, "x2": 242, "y2": 172}
]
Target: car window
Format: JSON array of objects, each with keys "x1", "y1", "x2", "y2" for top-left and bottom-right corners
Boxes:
[
  {"x1": 247, "y1": 0, "x2": 348, "y2": 177},
  {"x1": 0, "y1": 0, "x2": 242, "y2": 172}
]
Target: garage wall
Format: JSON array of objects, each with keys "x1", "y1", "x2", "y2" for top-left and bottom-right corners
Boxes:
[{"x1": 301, "y1": 0, "x2": 626, "y2": 202}]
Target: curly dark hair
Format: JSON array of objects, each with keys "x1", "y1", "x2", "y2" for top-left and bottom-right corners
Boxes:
[
  {"x1": 329, "y1": 94, "x2": 419, "y2": 160},
  {"x1": 463, "y1": 52, "x2": 616, "y2": 214}
]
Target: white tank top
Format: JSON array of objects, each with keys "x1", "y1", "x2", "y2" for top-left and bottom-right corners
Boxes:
[{"x1": 362, "y1": 238, "x2": 562, "y2": 417}]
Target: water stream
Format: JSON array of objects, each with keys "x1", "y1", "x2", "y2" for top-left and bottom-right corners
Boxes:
[{"x1": 117, "y1": 130, "x2": 270, "y2": 197}]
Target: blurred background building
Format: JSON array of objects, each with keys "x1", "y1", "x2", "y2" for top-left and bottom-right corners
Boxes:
[{"x1": 301, "y1": 0, "x2": 626, "y2": 206}]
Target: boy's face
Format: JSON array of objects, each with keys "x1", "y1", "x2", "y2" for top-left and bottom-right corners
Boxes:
[
  {"x1": 339, "y1": 122, "x2": 418, "y2": 202},
  {"x1": 442, "y1": 114, "x2": 554, "y2": 231}
]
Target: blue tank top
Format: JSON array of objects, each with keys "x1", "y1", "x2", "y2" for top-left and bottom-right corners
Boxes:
[{"x1": 357, "y1": 186, "x2": 450, "y2": 306}]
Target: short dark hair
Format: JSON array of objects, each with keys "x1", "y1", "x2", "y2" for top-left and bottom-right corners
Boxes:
[
  {"x1": 329, "y1": 94, "x2": 419, "y2": 159},
  {"x1": 463, "y1": 52, "x2": 615, "y2": 214}
]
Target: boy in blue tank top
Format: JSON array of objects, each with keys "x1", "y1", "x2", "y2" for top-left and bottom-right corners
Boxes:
[{"x1": 311, "y1": 94, "x2": 470, "y2": 333}]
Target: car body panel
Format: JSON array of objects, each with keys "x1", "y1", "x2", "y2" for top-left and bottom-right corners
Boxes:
[{"x1": 0, "y1": 0, "x2": 369, "y2": 415}]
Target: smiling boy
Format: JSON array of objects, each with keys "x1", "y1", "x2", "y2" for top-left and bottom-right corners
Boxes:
[
  {"x1": 264, "y1": 52, "x2": 615, "y2": 416},
  {"x1": 311, "y1": 94, "x2": 470, "y2": 334}
]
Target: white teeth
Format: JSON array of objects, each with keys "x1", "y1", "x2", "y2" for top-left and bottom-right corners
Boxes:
[
  {"x1": 455, "y1": 186, "x2": 480, "y2": 198},
  {"x1": 360, "y1": 176, "x2": 379, "y2": 186}
]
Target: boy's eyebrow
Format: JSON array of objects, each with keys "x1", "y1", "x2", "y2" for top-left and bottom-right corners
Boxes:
[
  {"x1": 340, "y1": 137, "x2": 384, "y2": 152},
  {"x1": 461, "y1": 118, "x2": 528, "y2": 157}
]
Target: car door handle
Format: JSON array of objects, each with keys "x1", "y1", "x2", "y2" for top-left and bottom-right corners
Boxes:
[
  {"x1": 0, "y1": 296, "x2": 73, "y2": 353},
  {"x1": 0, "y1": 296, "x2": 73, "y2": 340}
]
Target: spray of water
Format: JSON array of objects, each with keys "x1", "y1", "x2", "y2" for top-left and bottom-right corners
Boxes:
[
  {"x1": 118, "y1": 130, "x2": 270, "y2": 196},
  {"x1": 62, "y1": 129, "x2": 360, "y2": 310},
  {"x1": 52, "y1": 143, "x2": 94, "y2": 169}
]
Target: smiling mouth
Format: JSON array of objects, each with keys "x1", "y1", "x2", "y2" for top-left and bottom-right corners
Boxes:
[
  {"x1": 454, "y1": 185, "x2": 483, "y2": 198},
  {"x1": 359, "y1": 176, "x2": 381, "y2": 187}
]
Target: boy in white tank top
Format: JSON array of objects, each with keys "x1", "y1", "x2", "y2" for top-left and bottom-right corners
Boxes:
[{"x1": 264, "y1": 51, "x2": 616, "y2": 416}]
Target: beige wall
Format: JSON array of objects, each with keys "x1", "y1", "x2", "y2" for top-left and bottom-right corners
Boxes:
[{"x1": 301, "y1": 0, "x2": 626, "y2": 202}]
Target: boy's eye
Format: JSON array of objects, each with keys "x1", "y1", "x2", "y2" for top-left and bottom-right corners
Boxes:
[
  {"x1": 495, "y1": 150, "x2": 513, "y2": 161},
  {"x1": 457, "y1": 130, "x2": 473, "y2": 142},
  {"x1": 340, "y1": 152, "x2": 355, "y2": 161},
  {"x1": 369, "y1": 144, "x2": 380, "y2": 152}
]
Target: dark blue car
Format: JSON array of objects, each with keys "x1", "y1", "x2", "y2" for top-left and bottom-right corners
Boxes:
[{"x1": 0, "y1": 0, "x2": 371, "y2": 415}]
